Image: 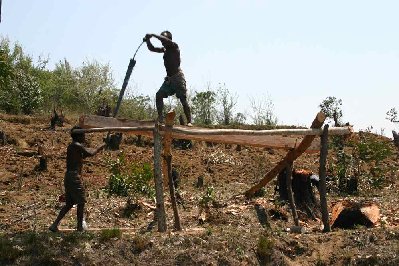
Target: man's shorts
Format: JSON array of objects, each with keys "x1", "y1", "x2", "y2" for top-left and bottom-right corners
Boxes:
[
  {"x1": 158, "y1": 70, "x2": 187, "y2": 99},
  {"x1": 64, "y1": 171, "x2": 86, "y2": 205}
]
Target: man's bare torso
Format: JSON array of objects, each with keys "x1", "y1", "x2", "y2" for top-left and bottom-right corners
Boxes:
[{"x1": 163, "y1": 43, "x2": 181, "y2": 77}]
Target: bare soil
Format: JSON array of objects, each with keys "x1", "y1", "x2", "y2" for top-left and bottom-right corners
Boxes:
[{"x1": 1, "y1": 113, "x2": 398, "y2": 265}]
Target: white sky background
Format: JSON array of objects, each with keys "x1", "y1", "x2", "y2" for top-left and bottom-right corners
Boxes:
[{"x1": 1, "y1": 0, "x2": 398, "y2": 135}]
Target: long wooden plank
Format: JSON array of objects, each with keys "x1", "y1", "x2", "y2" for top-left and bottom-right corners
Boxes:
[
  {"x1": 244, "y1": 112, "x2": 326, "y2": 197},
  {"x1": 78, "y1": 115, "x2": 348, "y2": 153}
]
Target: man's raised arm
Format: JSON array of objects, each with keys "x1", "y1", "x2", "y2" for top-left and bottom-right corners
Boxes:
[{"x1": 145, "y1": 34, "x2": 165, "y2": 53}]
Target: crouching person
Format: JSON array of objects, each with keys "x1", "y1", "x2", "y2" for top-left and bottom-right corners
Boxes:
[{"x1": 49, "y1": 126, "x2": 105, "y2": 232}]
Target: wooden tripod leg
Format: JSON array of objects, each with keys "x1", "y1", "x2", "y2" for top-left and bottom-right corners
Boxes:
[
  {"x1": 286, "y1": 162, "x2": 299, "y2": 226},
  {"x1": 166, "y1": 155, "x2": 181, "y2": 230}
]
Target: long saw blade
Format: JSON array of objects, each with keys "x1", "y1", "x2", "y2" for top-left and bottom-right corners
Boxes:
[{"x1": 113, "y1": 41, "x2": 145, "y2": 117}]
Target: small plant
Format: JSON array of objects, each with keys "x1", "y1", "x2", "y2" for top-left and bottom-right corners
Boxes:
[
  {"x1": 256, "y1": 235, "x2": 274, "y2": 264},
  {"x1": 235, "y1": 245, "x2": 245, "y2": 257},
  {"x1": 99, "y1": 228, "x2": 122, "y2": 242},
  {"x1": 131, "y1": 235, "x2": 152, "y2": 254},
  {"x1": 199, "y1": 186, "x2": 215, "y2": 209},
  {"x1": 0, "y1": 237, "x2": 21, "y2": 264}
]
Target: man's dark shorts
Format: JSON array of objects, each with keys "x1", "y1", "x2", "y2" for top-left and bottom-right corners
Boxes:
[
  {"x1": 158, "y1": 70, "x2": 187, "y2": 99},
  {"x1": 64, "y1": 171, "x2": 86, "y2": 205}
]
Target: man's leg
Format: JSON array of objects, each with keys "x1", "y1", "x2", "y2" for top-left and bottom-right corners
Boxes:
[
  {"x1": 156, "y1": 90, "x2": 168, "y2": 123},
  {"x1": 179, "y1": 96, "x2": 192, "y2": 125},
  {"x1": 49, "y1": 203, "x2": 73, "y2": 232},
  {"x1": 77, "y1": 203, "x2": 85, "y2": 231}
]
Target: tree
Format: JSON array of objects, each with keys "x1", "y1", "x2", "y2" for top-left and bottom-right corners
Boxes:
[
  {"x1": 386, "y1": 107, "x2": 398, "y2": 123},
  {"x1": 192, "y1": 86, "x2": 217, "y2": 125},
  {"x1": 0, "y1": 37, "x2": 42, "y2": 114},
  {"x1": 249, "y1": 94, "x2": 277, "y2": 126},
  {"x1": 319, "y1": 96, "x2": 343, "y2": 126},
  {"x1": 119, "y1": 92, "x2": 156, "y2": 120},
  {"x1": 75, "y1": 59, "x2": 116, "y2": 112},
  {"x1": 232, "y1": 112, "x2": 246, "y2": 125},
  {"x1": 216, "y1": 83, "x2": 237, "y2": 125},
  {"x1": 44, "y1": 58, "x2": 117, "y2": 113}
]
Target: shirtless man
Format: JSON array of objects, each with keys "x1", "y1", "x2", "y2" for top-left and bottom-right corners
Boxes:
[
  {"x1": 144, "y1": 31, "x2": 192, "y2": 126},
  {"x1": 49, "y1": 126, "x2": 105, "y2": 232}
]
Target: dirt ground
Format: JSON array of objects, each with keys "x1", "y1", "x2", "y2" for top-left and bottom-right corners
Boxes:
[{"x1": 1, "y1": 113, "x2": 398, "y2": 265}]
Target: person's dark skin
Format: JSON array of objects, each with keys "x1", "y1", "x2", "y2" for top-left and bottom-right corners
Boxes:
[
  {"x1": 50, "y1": 132, "x2": 105, "y2": 232},
  {"x1": 145, "y1": 33, "x2": 180, "y2": 77},
  {"x1": 145, "y1": 33, "x2": 192, "y2": 125}
]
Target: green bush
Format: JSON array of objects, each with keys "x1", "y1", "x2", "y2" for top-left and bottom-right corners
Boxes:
[
  {"x1": 99, "y1": 228, "x2": 122, "y2": 242},
  {"x1": 357, "y1": 134, "x2": 392, "y2": 163},
  {"x1": 356, "y1": 133, "x2": 393, "y2": 189},
  {"x1": 107, "y1": 153, "x2": 154, "y2": 199},
  {"x1": 0, "y1": 237, "x2": 21, "y2": 264},
  {"x1": 257, "y1": 235, "x2": 274, "y2": 263}
]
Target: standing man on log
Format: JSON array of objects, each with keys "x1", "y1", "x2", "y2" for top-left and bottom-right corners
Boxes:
[
  {"x1": 49, "y1": 126, "x2": 105, "y2": 232},
  {"x1": 144, "y1": 31, "x2": 192, "y2": 126}
]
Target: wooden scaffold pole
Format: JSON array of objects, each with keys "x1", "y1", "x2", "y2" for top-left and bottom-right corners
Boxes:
[
  {"x1": 163, "y1": 111, "x2": 182, "y2": 230},
  {"x1": 319, "y1": 124, "x2": 331, "y2": 232},
  {"x1": 153, "y1": 122, "x2": 167, "y2": 232}
]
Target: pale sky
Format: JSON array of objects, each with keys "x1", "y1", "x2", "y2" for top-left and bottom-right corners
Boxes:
[{"x1": 1, "y1": 0, "x2": 398, "y2": 135}]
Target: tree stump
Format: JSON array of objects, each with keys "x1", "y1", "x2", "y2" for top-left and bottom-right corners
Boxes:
[
  {"x1": 37, "y1": 156, "x2": 47, "y2": 171},
  {"x1": 172, "y1": 115, "x2": 193, "y2": 150},
  {"x1": 277, "y1": 168, "x2": 320, "y2": 219},
  {"x1": 392, "y1": 130, "x2": 399, "y2": 149},
  {"x1": 0, "y1": 130, "x2": 6, "y2": 145},
  {"x1": 104, "y1": 133, "x2": 122, "y2": 150},
  {"x1": 50, "y1": 109, "x2": 65, "y2": 130}
]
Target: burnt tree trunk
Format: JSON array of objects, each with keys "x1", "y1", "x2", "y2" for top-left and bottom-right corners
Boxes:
[
  {"x1": 278, "y1": 168, "x2": 320, "y2": 219},
  {"x1": 393, "y1": 130, "x2": 399, "y2": 149},
  {"x1": 0, "y1": 130, "x2": 6, "y2": 145}
]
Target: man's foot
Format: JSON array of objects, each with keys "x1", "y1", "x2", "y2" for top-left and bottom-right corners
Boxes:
[
  {"x1": 77, "y1": 220, "x2": 88, "y2": 232},
  {"x1": 187, "y1": 123, "x2": 193, "y2": 127},
  {"x1": 49, "y1": 224, "x2": 59, "y2": 232}
]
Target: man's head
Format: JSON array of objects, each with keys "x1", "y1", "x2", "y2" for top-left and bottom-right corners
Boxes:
[
  {"x1": 160, "y1": 30, "x2": 172, "y2": 47},
  {"x1": 71, "y1": 126, "x2": 85, "y2": 143},
  {"x1": 161, "y1": 30, "x2": 172, "y2": 40}
]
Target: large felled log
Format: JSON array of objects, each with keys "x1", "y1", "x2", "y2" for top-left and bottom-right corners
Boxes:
[
  {"x1": 245, "y1": 112, "x2": 326, "y2": 197},
  {"x1": 79, "y1": 114, "x2": 352, "y2": 152},
  {"x1": 330, "y1": 201, "x2": 380, "y2": 228}
]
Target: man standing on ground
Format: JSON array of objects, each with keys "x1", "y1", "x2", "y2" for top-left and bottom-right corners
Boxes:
[
  {"x1": 49, "y1": 126, "x2": 105, "y2": 232},
  {"x1": 144, "y1": 31, "x2": 192, "y2": 126}
]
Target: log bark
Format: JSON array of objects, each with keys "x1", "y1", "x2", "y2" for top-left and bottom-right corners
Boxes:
[
  {"x1": 245, "y1": 112, "x2": 326, "y2": 197},
  {"x1": 319, "y1": 124, "x2": 331, "y2": 232},
  {"x1": 153, "y1": 123, "x2": 167, "y2": 232},
  {"x1": 78, "y1": 115, "x2": 352, "y2": 153}
]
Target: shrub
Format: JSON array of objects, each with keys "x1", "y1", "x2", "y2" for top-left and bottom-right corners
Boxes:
[
  {"x1": 99, "y1": 228, "x2": 122, "y2": 242},
  {"x1": 0, "y1": 237, "x2": 21, "y2": 264},
  {"x1": 107, "y1": 153, "x2": 155, "y2": 199},
  {"x1": 199, "y1": 186, "x2": 215, "y2": 208},
  {"x1": 257, "y1": 235, "x2": 274, "y2": 264}
]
